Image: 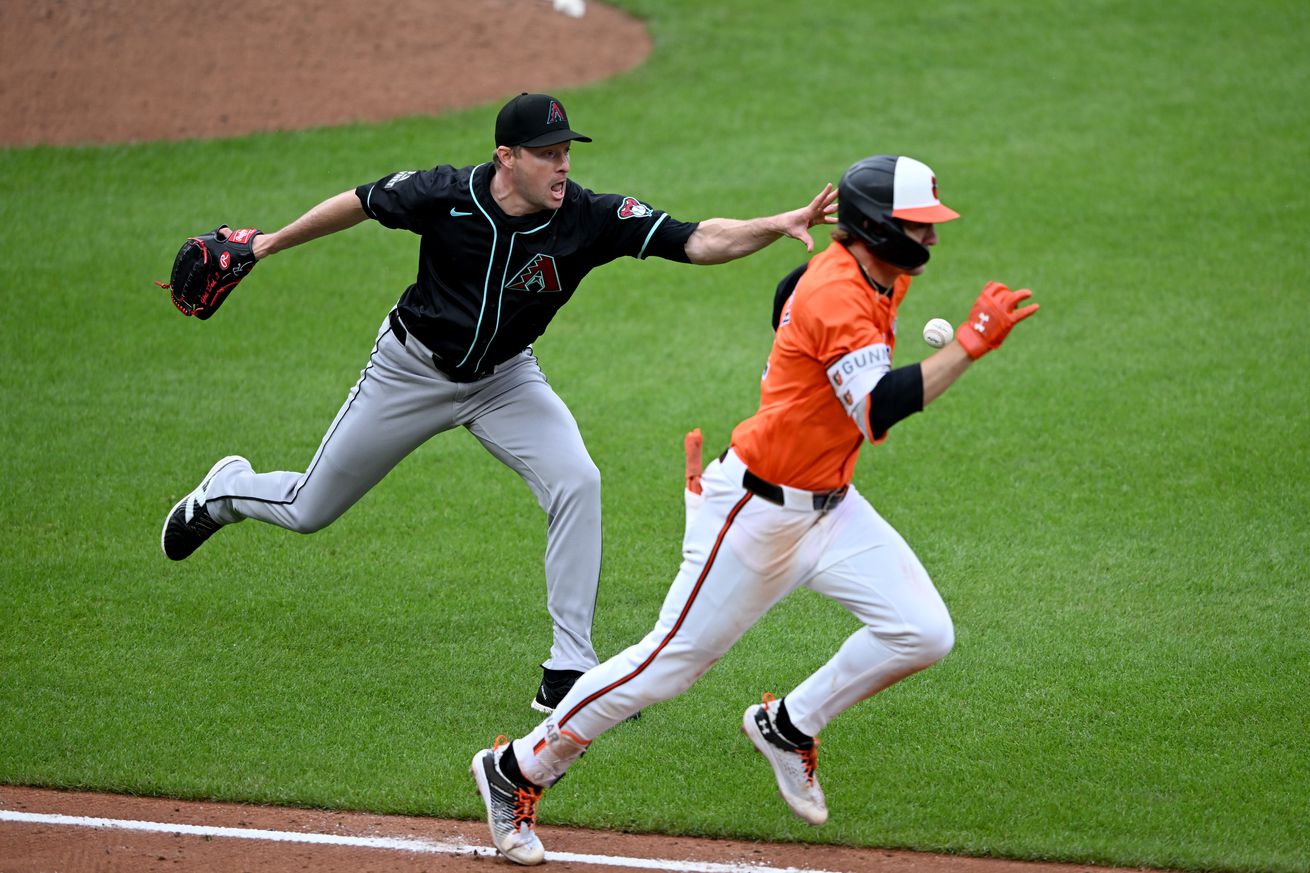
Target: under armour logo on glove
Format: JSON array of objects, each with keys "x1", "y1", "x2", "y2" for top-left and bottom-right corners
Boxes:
[{"x1": 956, "y1": 282, "x2": 1039, "y2": 359}]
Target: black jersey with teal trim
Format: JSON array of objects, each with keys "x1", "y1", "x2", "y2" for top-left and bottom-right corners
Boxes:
[{"x1": 356, "y1": 163, "x2": 699, "y2": 377}]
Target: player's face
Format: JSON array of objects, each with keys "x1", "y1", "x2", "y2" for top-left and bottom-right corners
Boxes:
[
  {"x1": 512, "y1": 143, "x2": 572, "y2": 211},
  {"x1": 900, "y1": 221, "x2": 938, "y2": 276}
]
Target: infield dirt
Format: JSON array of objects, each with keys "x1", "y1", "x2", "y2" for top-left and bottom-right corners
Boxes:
[
  {"x1": 2, "y1": 785, "x2": 1166, "y2": 873},
  {"x1": 0, "y1": 0, "x2": 649, "y2": 147}
]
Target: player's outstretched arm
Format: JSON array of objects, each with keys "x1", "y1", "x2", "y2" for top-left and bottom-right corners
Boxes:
[
  {"x1": 252, "y1": 190, "x2": 368, "y2": 260},
  {"x1": 684, "y1": 184, "x2": 837, "y2": 265},
  {"x1": 918, "y1": 342, "x2": 974, "y2": 407}
]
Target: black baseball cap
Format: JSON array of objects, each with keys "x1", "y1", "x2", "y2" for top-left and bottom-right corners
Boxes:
[{"x1": 495, "y1": 92, "x2": 592, "y2": 148}]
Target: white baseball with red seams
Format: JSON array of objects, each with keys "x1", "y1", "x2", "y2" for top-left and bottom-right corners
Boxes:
[{"x1": 922, "y1": 317, "x2": 953, "y2": 348}]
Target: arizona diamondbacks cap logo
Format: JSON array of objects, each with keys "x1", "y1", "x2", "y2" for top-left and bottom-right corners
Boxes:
[
  {"x1": 547, "y1": 101, "x2": 566, "y2": 125},
  {"x1": 617, "y1": 196, "x2": 653, "y2": 219},
  {"x1": 508, "y1": 253, "x2": 562, "y2": 294}
]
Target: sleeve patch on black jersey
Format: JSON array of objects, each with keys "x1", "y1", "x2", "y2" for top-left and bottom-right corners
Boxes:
[
  {"x1": 617, "y1": 196, "x2": 654, "y2": 219},
  {"x1": 508, "y1": 254, "x2": 562, "y2": 294},
  {"x1": 384, "y1": 171, "x2": 417, "y2": 189}
]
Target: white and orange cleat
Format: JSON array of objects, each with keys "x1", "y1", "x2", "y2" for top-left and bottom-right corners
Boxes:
[
  {"x1": 742, "y1": 694, "x2": 828, "y2": 826},
  {"x1": 471, "y1": 739, "x2": 546, "y2": 865}
]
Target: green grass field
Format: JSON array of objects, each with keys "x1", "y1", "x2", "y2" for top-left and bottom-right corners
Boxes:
[{"x1": 2, "y1": 1, "x2": 1308, "y2": 871}]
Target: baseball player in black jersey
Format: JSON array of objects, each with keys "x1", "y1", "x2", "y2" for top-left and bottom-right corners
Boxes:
[{"x1": 160, "y1": 92, "x2": 837, "y2": 711}]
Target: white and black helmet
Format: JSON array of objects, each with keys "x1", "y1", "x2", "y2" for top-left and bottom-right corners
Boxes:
[{"x1": 836, "y1": 155, "x2": 960, "y2": 269}]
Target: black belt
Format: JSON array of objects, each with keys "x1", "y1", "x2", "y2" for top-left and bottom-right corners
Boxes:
[
  {"x1": 389, "y1": 310, "x2": 497, "y2": 382},
  {"x1": 720, "y1": 448, "x2": 847, "y2": 512}
]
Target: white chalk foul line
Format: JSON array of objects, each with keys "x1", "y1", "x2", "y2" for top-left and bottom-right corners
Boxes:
[{"x1": 0, "y1": 810, "x2": 843, "y2": 873}]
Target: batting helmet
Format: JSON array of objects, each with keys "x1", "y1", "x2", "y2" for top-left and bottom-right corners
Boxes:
[{"x1": 837, "y1": 155, "x2": 959, "y2": 269}]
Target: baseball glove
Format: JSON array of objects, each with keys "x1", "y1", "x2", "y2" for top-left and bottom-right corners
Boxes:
[{"x1": 156, "y1": 226, "x2": 262, "y2": 319}]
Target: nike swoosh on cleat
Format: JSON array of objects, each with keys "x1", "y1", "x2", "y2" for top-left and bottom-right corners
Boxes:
[{"x1": 450, "y1": 208, "x2": 473, "y2": 217}]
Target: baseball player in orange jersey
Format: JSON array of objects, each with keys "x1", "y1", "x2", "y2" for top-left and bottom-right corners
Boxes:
[{"x1": 469, "y1": 154, "x2": 1039, "y2": 865}]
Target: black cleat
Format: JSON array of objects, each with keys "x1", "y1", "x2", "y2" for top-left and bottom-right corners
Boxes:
[
  {"x1": 531, "y1": 667, "x2": 584, "y2": 713},
  {"x1": 160, "y1": 456, "x2": 246, "y2": 561},
  {"x1": 531, "y1": 666, "x2": 641, "y2": 721}
]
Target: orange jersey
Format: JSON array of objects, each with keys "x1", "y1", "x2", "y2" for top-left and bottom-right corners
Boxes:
[{"x1": 732, "y1": 243, "x2": 910, "y2": 491}]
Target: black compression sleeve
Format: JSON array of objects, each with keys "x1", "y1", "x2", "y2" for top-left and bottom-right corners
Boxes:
[
  {"x1": 867, "y1": 364, "x2": 925, "y2": 439},
  {"x1": 772, "y1": 263, "x2": 807, "y2": 330}
]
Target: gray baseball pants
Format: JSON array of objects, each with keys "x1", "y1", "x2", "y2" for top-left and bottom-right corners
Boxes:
[{"x1": 201, "y1": 312, "x2": 603, "y2": 672}]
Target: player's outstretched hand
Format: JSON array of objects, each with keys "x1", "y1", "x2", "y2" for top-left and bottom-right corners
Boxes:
[
  {"x1": 778, "y1": 184, "x2": 838, "y2": 252},
  {"x1": 956, "y1": 281, "x2": 1039, "y2": 359}
]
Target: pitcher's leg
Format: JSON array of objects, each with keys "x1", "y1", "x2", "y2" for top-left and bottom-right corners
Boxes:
[
  {"x1": 465, "y1": 365, "x2": 602, "y2": 673},
  {"x1": 203, "y1": 320, "x2": 459, "y2": 533}
]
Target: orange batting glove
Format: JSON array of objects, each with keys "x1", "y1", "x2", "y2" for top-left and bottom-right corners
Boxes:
[
  {"x1": 684, "y1": 428, "x2": 704, "y2": 495},
  {"x1": 956, "y1": 281, "x2": 1040, "y2": 360}
]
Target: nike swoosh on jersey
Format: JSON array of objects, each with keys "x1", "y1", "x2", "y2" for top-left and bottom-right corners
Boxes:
[{"x1": 450, "y1": 208, "x2": 473, "y2": 217}]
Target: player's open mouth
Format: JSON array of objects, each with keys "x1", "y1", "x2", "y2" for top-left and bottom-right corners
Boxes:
[{"x1": 550, "y1": 181, "x2": 566, "y2": 196}]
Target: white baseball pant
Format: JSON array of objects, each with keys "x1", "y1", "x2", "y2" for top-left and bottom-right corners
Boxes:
[{"x1": 513, "y1": 448, "x2": 954, "y2": 786}]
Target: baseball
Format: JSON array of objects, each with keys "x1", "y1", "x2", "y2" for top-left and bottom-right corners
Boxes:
[
  {"x1": 922, "y1": 317, "x2": 954, "y2": 348},
  {"x1": 553, "y1": 0, "x2": 586, "y2": 16}
]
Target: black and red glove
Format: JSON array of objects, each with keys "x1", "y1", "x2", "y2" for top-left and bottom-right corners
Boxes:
[
  {"x1": 956, "y1": 281, "x2": 1039, "y2": 359},
  {"x1": 156, "y1": 226, "x2": 261, "y2": 320}
]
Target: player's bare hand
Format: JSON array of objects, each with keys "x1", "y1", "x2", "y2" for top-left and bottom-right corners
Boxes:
[{"x1": 778, "y1": 184, "x2": 838, "y2": 252}]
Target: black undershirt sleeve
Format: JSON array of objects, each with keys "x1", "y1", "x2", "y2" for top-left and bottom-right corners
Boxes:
[
  {"x1": 867, "y1": 363, "x2": 925, "y2": 440},
  {"x1": 772, "y1": 263, "x2": 807, "y2": 330}
]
